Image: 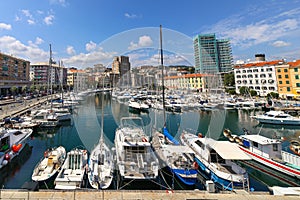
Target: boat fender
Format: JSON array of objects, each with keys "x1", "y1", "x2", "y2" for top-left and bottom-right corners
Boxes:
[
  {"x1": 2, "y1": 159, "x2": 8, "y2": 166},
  {"x1": 142, "y1": 137, "x2": 148, "y2": 142},
  {"x1": 166, "y1": 190, "x2": 174, "y2": 194},
  {"x1": 12, "y1": 144, "x2": 22, "y2": 153},
  {"x1": 4, "y1": 153, "x2": 10, "y2": 161},
  {"x1": 193, "y1": 161, "x2": 199, "y2": 169}
]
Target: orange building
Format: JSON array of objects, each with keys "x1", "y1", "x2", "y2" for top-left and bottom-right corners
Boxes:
[{"x1": 275, "y1": 60, "x2": 300, "y2": 99}]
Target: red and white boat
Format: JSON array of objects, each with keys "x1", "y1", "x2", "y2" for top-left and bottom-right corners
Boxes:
[{"x1": 223, "y1": 129, "x2": 300, "y2": 179}]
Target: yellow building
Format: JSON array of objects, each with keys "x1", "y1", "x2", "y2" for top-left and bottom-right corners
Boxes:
[
  {"x1": 275, "y1": 60, "x2": 300, "y2": 99},
  {"x1": 164, "y1": 73, "x2": 210, "y2": 92}
]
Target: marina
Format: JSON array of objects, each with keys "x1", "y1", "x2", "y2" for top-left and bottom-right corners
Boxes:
[{"x1": 0, "y1": 91, "x2": 300, "y2": 195}]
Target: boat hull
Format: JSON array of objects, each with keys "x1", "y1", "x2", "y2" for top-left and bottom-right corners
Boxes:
[
  {"x1": 239, "y1": 146, "x2": 300, "y2": 179},
  {"x1": 169, "y1": 167, "x2": 197, "y2": 186},
  {"x1": 194, "y1": 157, "x2": 246, "y2": 191}
]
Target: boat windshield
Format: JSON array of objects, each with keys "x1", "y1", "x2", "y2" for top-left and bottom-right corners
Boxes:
[{"x1": 274, "y1": 115, "x2": 288, "y2": 118}]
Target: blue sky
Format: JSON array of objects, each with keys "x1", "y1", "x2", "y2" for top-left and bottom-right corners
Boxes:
[{"x1": 0, "y1": 0, "x2": 300, "y2": 68}]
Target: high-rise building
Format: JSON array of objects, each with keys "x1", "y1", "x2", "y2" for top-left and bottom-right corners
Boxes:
[
  {"x1": 31, "y1": 62, "x2": 67, "y2": 87},
  {"x1": 111, "y1": 56, "x2": 131, "y2": 87},
  {"x1": 193, "y1": 34, "x2": 233, "y2": 74}
]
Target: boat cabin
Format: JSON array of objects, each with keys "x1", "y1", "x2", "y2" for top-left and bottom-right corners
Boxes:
[{"x1": 241, "y1": 134, "x2": 282, "y2": 159}]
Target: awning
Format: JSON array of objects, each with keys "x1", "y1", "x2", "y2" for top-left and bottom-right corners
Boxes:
[
  {"x1": 211, "y1": 141, "x2": 251, "y2": 160},
  {"x1": 286, "y1": 94, "x2": 295, "y2": 97}
]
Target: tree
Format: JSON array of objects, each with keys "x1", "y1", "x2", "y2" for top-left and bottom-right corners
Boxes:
[
  {"x1": 239, "y1": 86, "x2": 249, "y2": 96},
  {"x1": 30, "y1": 85, "x2": 35, "y2": 93},
  {"x1": 10, "y1": 86, "x2": 17, "y2": 96},
  {"x1": 267, "y1": 92, "x2": 279, "y2": 99},
  {"x1": 224, "y1": 73, "x2": 235, "y2": 87},
  {"x1": 250, "y1": 90, "x2": 257, "y2": 97},
  {"x1": 225, "y1": 88, "x2": 236, "y2": 95},
  {"x1": 22, "y1": 85, "x2": 27, "y2": 95}
]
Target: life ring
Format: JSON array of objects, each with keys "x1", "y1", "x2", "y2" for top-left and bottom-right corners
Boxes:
[{"x1": 142, "y1": 137, "x2": 148, "y2": 142}]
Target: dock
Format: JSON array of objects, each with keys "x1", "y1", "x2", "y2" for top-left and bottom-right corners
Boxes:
[
  {"x1": 0, "y1": 97, "x2": 49, "y2": 120},
  {"x1": 0, "y1": 189, "x2": 298, "y2": 200}
]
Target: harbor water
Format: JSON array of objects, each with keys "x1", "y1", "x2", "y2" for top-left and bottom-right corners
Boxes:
[{"x1": 1, "y1": 92, "x2": 300, "y2": 190}]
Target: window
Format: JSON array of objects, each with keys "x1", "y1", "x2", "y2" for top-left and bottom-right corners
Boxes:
[
  {"x1": 287, "y1": 87, "x2": 291, "y2": 91},
  {"x1": 296, "y1": 75, "x2": 299, "y2": 80},
  {"x1": 277, "y1": 69, "x2": 281, "y2": 72},
  {"x1": 284, "y1": 69, "x2": 288, "y2": 72},
  {"x1": 278, "y1": 75, "x2": 282, "y2": 79},
  {"x1": 253, "y1": 141, "x2": 258, "y2": 148},
  {"x1": 286, "y1": 81, "x2": 290, "y2": 84},
  {"x1": 294, "y1": 68, "x2": 298, "y2": 72},
  {"x1": 261, "y1": 68, "x2": 264, "y2": 72},
  {"x1": 296, "y1": 83, "x2": 300, "y2": 87},
  {"x1": 285, "y1": 75, "x2": 289, "y2": 78},
  {"x1": 279, "y1": 81, "x2": 282, "y2": 84}
]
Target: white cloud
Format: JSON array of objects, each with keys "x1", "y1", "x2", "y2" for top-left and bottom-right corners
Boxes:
[
  {"x1": 28, "y1": 37, "x2": 44, "y2": 47},
  {"x1": 44, "y1": 15, "x2": 54, "y2": 25},
  {"x1": 27, "y1": 19, "x2": 35, "y2": 25},
  {"x1": 35, "y1": 37, "x2": 44, "y2": 45},
  {"x1": 124, "y1": 13, "x2": 138, "y2": 19},
  {"x1": 206, "y1": 6, "x2": 300, "y2": 48},
  {"x1": 66, "y1": 46, "x2": 76, "y2": 55},
  {"x1": 22, "y1": 10, "x2": 32, "y2": 18},
  {"x1": 49, "y1": 0, "x2": 67, "y2": 6},
  {"x1": 126, "y1": 49, "x2": 190, "y2": 68},
  {"x1": 63, "y1": 49, "x2": 115, "y2": 67},
  {"x1": 128, "y1": 35, "x2": 153, "y2": 50},
  {"x1": 271, "y1": 40, "x2": 291, "y2": 47},
  {"x1": 0, "y1": 35, "x2": 48, "y2": 62},
  {"x1": 85, "y1": 41, "x2": 97, "y2": 52},
  {"x1": 0, "y1": 23, "x2": 12, "y2": 30},
  {"x1": 15, "y1": 15, "x2": 21, "y2": 21}
]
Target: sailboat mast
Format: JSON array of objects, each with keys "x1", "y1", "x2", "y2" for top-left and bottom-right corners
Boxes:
[
  {"x1": 49, "y1": 44, "x2": 53, "y2": 110},
  {"x1": 160, "y1": 25, "x2": 166, "y2": 126}
]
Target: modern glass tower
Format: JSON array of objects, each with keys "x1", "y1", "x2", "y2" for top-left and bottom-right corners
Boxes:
[{"x1": 194, "y1": 33, "x2": 233, "y2": 74}]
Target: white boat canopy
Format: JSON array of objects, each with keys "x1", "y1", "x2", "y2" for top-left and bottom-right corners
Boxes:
[
  {"x1": 211, "y1": 141, "x2": 251, "y2": 160},
  {"x1": 166, "y1": 145, "x2": 195, "y2": 154}
]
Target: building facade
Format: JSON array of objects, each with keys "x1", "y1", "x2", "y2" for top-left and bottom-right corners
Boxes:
[
  {"x1": 67, "y1": 68, "x2": 87, "y2": 90},
  {"x1": 193, "y1": 34, "x2": 233, "y2": 74},
  {"x1": 31, "y1": 62, "x2": 67, "y2": 88},
  {"x1": 276, "y1": 60, "x2": 300, "y2": 99},
  {"x1": 165, "y1": 74, "x2": 210, "y2": 92},
  {"x1": 0, "y1": 52, "x2": 31, "y2": 96},
  {"x1": 234, "y1": 60, "x2": 280, "y2": 96},
  {"x1": 111, "y1": 56, "x2": 131, "y2": 87}
]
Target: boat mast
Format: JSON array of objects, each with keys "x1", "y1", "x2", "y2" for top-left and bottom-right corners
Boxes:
[
  {"x1": 160, "y1": 25, "x2": 166, "y2": 126},
  {"x1": 49, "y1": 44, "x2": 53, "y2": 110}
]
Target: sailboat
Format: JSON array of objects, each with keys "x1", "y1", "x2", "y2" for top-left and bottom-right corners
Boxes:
[
  {"x1": 88, "y1": 89, "x2": 114, "y2": 189},
  {"x1": 151, "y1": 25, "x2": 198, "y2": 186}
]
